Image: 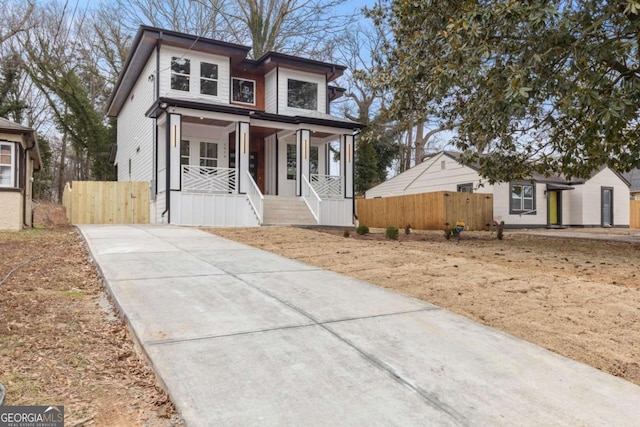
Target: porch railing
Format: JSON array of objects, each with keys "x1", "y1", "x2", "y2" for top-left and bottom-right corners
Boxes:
[
  {"x1": 301, "y1": 175, "x2": 320, "y2": 223},
  {"x1": 246, "y1": 171, "x2": 264, "y2": 223},
  {"x1": 182, "y1": 165, "x2": 236, "y2": 193},
  {"x1": 310, "y1": 174, "x2": 343, "y2": 198}
]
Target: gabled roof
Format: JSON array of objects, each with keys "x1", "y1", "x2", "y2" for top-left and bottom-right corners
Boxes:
[
  {"x1": 622, "y1": 169, "x2": 640, "y2": 192},
  {"x1": 107, "y1": 25, "x2": 348, "y2": 117},
  {"x1": 0, "y1": 117, "x2": 42, "y2": 169},
  {"x1": 0, "y1": 117, "x2": 33, "y2": 132},
  {"x1": 369, "y1": 150, "x2": 628, "y2": 197}
]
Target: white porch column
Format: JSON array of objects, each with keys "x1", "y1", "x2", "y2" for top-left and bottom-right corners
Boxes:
[
  {"x1": 341, "y1": 134, "x2": 354, "y2": 198},
  {"x1": 169, "y1": 113, "x2": 182, "y2": 191},
  {"x1": 296, "y1": 129, "x2": 311, "y2": 196},
  {"x1": 237, "y1": 121, "x2": 250, "y2": 193}
]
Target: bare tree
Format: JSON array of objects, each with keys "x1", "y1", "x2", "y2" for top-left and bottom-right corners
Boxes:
[{"x1": 0, "y1": 1, "x2": 34, "y2": 45}]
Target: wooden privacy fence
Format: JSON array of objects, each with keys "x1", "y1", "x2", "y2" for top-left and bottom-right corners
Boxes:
[
  {"x1": 631, "y1": 200, "x2": 640, "y2": 229},
  {"x1": 356, "y1": 191, "x2": 494, "y2": 231},
  {"x1": 62, "y1": 181, "x2": 150, "y2": 224}
]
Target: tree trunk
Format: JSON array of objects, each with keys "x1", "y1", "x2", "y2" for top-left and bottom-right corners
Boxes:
[{"x1": 56, "y1": 132, "x2": 67, "y2": 203}]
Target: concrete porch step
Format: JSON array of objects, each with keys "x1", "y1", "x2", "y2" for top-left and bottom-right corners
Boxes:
[{"x1": 262, "y1": 196, "x2": 317, "y2": 225}]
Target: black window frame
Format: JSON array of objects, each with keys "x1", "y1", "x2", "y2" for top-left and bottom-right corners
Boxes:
[
  {"x1": 232, "y1": 77, "x2": 256, "y2": 105},
  {"x1": 287, "y1": 79, "x2": 318, "y2": 110}
]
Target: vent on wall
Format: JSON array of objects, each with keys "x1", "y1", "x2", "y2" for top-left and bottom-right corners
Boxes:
[{"x1": 441, "y1": 161, "x2": 446, "y2": 170}]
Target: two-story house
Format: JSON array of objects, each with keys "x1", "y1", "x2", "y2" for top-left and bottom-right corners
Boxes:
[{"x1": 106, "y1": 26, "x2": 361, "y2": 227}]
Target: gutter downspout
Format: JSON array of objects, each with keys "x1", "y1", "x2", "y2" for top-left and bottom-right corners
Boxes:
[
  {"x1": 24, "y1": 136, "x2": 39, "y2": 228},
  {"x1": 352, "y1": 129, "x2": 361, "y2": 226},
  {"x1": 157, "y1": 32, "x2": 170, "y2": 222}
]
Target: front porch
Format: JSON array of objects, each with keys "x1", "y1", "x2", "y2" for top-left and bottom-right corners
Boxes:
[{"x1": 153, "y1": 100, "x2": 356, "y2": 226}]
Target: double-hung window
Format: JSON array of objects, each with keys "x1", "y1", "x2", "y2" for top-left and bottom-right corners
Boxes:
[
  {"x1": 0, "y1": 142, "x2": 14, "y2": 187},
  {"x1": 200, "y1": 62, "x2": 218, "y2": 96},
  {"x1": 171, "y1": 57, "x2": 191, "y2": 91},
  {"x1": 200, "y1": 142, "x2": 218, "y2": 168},
  {"x1": 510, "y1": 183, "x2": 535, "y2": 214}
]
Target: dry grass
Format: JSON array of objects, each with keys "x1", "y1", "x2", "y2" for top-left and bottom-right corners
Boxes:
[{"x1": 0, "y1": 228, "x2": 183, "y2": 426}]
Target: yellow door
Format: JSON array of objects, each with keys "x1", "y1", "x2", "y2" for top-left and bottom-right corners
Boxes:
[{"x1": 549, "y1": 191, "x2": 558, "y2": 225}]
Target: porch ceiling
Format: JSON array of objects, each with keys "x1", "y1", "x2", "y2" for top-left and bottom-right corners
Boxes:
[{"x1": 182, "y1": 116, "x2": 232, "y2": 127}]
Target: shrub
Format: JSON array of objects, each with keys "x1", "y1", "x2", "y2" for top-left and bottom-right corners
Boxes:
[
  {"x1": 343, "y1": 230, "x2": 351, "y2": 238},
  {"x1": 385, "y1": 226, "x2": 399, "y2": 240},
  {"x1": 356, "y1": 225, "x2": 369, "y2": 235}
]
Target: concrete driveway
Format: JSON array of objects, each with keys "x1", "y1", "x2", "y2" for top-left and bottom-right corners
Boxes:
[{"x1": 79, "y1": 224, "x2": 640, "y2": 426}]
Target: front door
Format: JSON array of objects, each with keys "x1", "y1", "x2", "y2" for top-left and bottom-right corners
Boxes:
[
  {"x1": 602, "y1": 187, "x2": 614, "y2": 226},
  {"x1": 548, "y1": 190, "x2": 560, "y2": 226},
  {"x1": 278, "y1": 139, "x2": 297, "y2": 196}
]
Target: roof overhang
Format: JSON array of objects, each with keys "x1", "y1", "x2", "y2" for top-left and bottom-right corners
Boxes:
[
  {"x1": 252, "y1": 52, "x2": 346, "y2": 81},
  {"x1": 146, "y1": 97, "x2": 363, "y2": 130},
  {"x1": 546, "y1": 183, "x2": 575, "y2": 191},
  {"x1": 106, "y1": 26, "x2": 251, "y2": 117}
]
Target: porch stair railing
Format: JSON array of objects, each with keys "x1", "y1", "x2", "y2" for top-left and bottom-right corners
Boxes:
[
  {"x1": 182, "y1": 165, "x2": 236, "y2": 193},
  {"x1": 310, "y1": 174, "x2": 343, "y2": 198},
  {"x1": 301, "y1": 175, "x2": 321, "y2": 223},
  {"x1": 246, "y1": 171, "x2": 264, "y2": 223}
]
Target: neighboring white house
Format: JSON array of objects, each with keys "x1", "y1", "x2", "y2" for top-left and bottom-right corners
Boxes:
[
  {"x1": 106, "y1": 26, "x2": 361, "y2": 227},
  {"x1": 366, "y1": 151, "x2": 630, "y2": 228}
]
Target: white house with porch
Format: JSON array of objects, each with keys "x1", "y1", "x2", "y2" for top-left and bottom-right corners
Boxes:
[{"x1": 106, "y1": 26, "x2": 361, "y2": 227}]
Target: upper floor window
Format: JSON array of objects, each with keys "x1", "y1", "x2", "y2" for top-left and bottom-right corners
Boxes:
[
  {"x1": 232, "y1": 78, "x2": 255, "y2": 105},
  {"x1": 510, "y1": 183, "x2": 535, "y2": 214},
  {"x1": 0, "y1": 142, "x2": 14, "y2": 187},
  {"x1": 200, "y1": 62, "x2": 218, "y2": 96},
  {"x1": 287, "y1": 79, "x2": 317, "y2": 110},
  {"x1": 171, "y1": 57, "x2": 190, "y2": 91}
]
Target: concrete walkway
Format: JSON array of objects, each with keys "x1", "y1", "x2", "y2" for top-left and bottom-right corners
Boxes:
[{"x1": 79, "y1": 224, "x2": 640, "y2": 427}]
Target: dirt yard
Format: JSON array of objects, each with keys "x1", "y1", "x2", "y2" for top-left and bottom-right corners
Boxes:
[
  {"x1": 206, "y1": 226, "x2": 640, "y2": 386},
  {"x1": 0, "y1": 228, "x2": 184, "y2": 426}
]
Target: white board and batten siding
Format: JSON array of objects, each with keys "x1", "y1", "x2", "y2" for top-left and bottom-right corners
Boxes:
[
  {"x1": 116, "y1": 51, "x2": 156, "y2": 182},
  {"x1": 320, "y1": 199, "x2": 353, "y2": 226},
  {"x1": 277, "y1": 68, "x2": 327, "y2": 116},
  {"x1": 158, "y1": 45, "x2": 231, "y2": 104},
  {"x1": 170, "y1": 192, "x2": 259, "y2": 227}
]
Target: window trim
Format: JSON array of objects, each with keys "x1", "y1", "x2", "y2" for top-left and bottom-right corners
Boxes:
[
  {"x1": 200, "y1": 61, "x2": 219, "y2": 96},
  {"x1": 509, "y1": 182, "x2": 536, "y2": 215},
  {"x1": 0, "y1": 141, "x2": 15, "y2": 188},
  {"x1": 287, "y1": 79, "x2": 318, "y2": 111},
  {"x1": 231, "y1": 77, "x2": 256, "y2": 105},
  {"x1": 170, "y1": 57, "x2": 191, "y2": 92}
]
